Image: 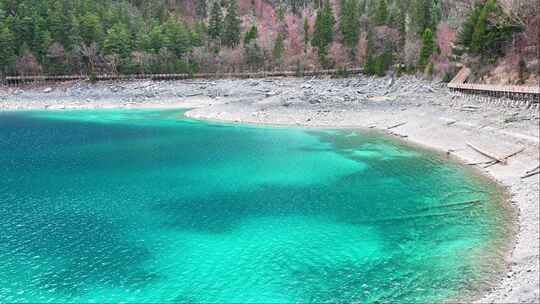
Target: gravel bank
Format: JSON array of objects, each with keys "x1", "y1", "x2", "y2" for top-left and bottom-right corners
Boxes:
[{"x1": 1, "y1": 76, "x2": 539, "y2": 303}]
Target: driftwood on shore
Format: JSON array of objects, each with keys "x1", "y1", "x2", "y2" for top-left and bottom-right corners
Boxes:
[
  {"x1": 467, "y1": 143, "x2": 507, "y2": 164},
  {"x1": 522, "y1": 165, "x2": 540, "y2": 179},
  {"x1": 387, "y1": 122, "x2": 408, "y2": 130},
  {"x1": 478, "y1": 146, "x2": 527, "y2": 168}
]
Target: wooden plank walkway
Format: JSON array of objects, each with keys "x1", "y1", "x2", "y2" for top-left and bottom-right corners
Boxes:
[
  {"x1": 448, "y1": 67, "x2": 540, "y2": 97},
  {"x1": 1, "y1": 68, "x2": 364, "y2": 85}
]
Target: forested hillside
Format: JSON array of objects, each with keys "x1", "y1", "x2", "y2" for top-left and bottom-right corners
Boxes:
[{"x1": 0, "y1": 0, "x2": 538, "y2": 84}]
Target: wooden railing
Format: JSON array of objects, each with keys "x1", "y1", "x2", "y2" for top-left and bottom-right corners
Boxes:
[
  {"x1": 448, "y1": 67, "x2": 540, "y2": 99},
  {"x1": 1, "y1": 68, "x2": 364, "y2": 86}
]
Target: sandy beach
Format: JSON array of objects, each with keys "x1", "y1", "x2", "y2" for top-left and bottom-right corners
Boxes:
[{"x1": 1, "y1": 76, "x2": 538, "y2": 303}]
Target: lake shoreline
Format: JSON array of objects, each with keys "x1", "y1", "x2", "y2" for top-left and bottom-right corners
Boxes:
[{"x1": 1, "y1": 76, "x2": 538, "y2": 303}]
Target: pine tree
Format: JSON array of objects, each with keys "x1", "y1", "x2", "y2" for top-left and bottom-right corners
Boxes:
[
  {"x1": 0, "y1": 24, "x2": 16, "y2": 74},
  {"x1": 456, "y1": 0, "x2": 521, "y2": 60},
  {"x1": 431, "y1": 0, "x2": 441, "y2": 28},
  {"x1": 149, "y1": 25, "x2": 165, "y2": 53},
  {"x1": 412, "y1": 0, "x2": 432, "y2": 36},
  {"x1": 244, "y1": 24, "x2": 258, "y2": 45},
  {"x1": 303, "y1": 16, "x2": 310, "y2": 52},
  {"x1": 471, "y1": 0, "x2": 496, "y2": 55},
  {"x1": 340, "y1": 0, "x2": 360, "y2": 50},
  {"x1": 67, "y1": 16, "x2": 83, "y2": 51},
  {"x1": 322, "y1": 0, "x2": 335, "y2": 44},
  {"x1": 358, "y1": 0, "x2": 366, "y2": 17},
  {"x1": 103, "y1": 23, "x2": 132, "y2": 58},
  {"x1": 208, "y1": 1, "x2": 223, "y2": 40},
  {"x1": 374, "y1": 0, "x2": 388, "y2": 26},
  {"x1": 418, "y1": 28, "x2": 434, "y2": 69},
  {"x1": 192, "y1": 21, "x2": 207, "y2": 47},
  {"x1": 222, "y1": 0, "x2": 240, "y2": 48},
  {"x1": 273, "y1": 32, "x2": 284, "y2": 63},
  {"x1": 196, "y1": 0, "x2": 208, "y2": 19},
  {"x1": 312, "y1": 0, "x2": 335, "y2": 63},
  {"x1": 244, "y1": 40, "x2": 263, "y2": 70},
  {"x1": 363, "y1": 27, "x2": 376, "y2": 75},
  {"x1": 163, "y1": 18, "x2": 192, "y2": 57},
  {"x1": 79, "y1": 13, "x2": 102, "y2": 46},
  {"x1": 277, "y1": 3, "x2": 285, "y2": 22},
  {"x1": 390, "y1": 0, "x2": 406, "y2": 51},
  {"x1": 456, "y1": 4, "x2": 481, "y2": 51}
]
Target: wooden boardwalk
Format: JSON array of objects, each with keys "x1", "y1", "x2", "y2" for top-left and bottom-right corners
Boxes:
[
  {"x1": 1, "y1": 68, "x2": 363, "y2": 86},
  {"x1": 448, "y1": 67, "x2": 540, "y2": 100}
]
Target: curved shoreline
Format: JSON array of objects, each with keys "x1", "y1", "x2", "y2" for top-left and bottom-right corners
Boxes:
[
  {"x1": 185, "y1": 110, "x2": 520, "y2": 303},
  {"x1": 1, "y1": 77, "x2": 538, "y2": 303}
]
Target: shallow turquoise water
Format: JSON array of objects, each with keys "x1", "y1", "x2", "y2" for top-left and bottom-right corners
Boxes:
[{"x1": 0, "y1": 110, "x2": 511, "y2": 303}]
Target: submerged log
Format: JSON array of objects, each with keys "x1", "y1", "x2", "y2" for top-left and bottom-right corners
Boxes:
[{"x1": 418, "y1": 199, "x2": 482, "y2": 212}]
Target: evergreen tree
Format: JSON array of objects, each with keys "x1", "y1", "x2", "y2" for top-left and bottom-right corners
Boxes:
[
  {"x1": 244, "y1": 40, "x2": 263, "y2": 69},
  {"x1": 363, "y1": 27, "x2": 376, "y2": 75},
  {"x1": 222, "y1": 0, "x2": 241, "y2": 48},
  {"x1": 322, "y1": 0, "x2": 336, "y2": 44},
  {"x1": 47, "y1": 2, "x2": 71, "y2": 49},
  {"x1": 208, "y1": 1, "x2": 223, "y2": 40},
  {"x1": 244, "y1": 24, "x2": 258, "y2": 45},
  {"x1": 68, "y1": 16, "x2": 83, "y2": 51},
  {"x1": 412, "y1": 0, "x2": 432, "y2": 36},
  {"x1": 418, "y1": 28, "x2": 434, "y2": 69},
  {"x1": 79, "y1": 13, "x2": 102, "y2": 46},
  {"x1": 456, "y1": 0, "x2": 521, "y2": 60},
  {"x1": 162, "y1": 18, "x2": 192, "y2": 57},
  {"x1": 374, "y1": 0, "x2": 388, "y2": 26},
  {"x1": 149, "y1": 25, "x2": 165, "y2": 53},
  {"x1": 196, "y1": 0, "x2": 208, "y2": 19},
  {"x1": 0, "y1": 24, "x2": 16, "y2": 74},
  {"x1": 471, "y1": 0, "x2": 495, "y2": 54},
  {"x1": 273, "y1": 32, "x2": 285, "y2": 63},
  {"x1": 358, "y1": 0, "x2": 366, "y2": 17},
  {"x1": 431, "y1": 0, "x2": 441, "y2": 28},
  {"x1": 340, "y1": 0, "x2": 360, "y2": 50},
  {"x1": 277, "y1": 3, "x2": 285, "y2": 22},
  {"x1": 456, "y1": 3, "x2": 481, "y2": 51},
  {"x1": 103, "y1": 23, "x2": 132, "y2": 58},
  {"x1": 192, "y1": 21, "x2": 207, "y2": 47},
  {"x1": 136, "y1": 31, "x2": 152, "y2": 51},
  {"x1": 303, "y1": 16, "x2": 310, "y2": 52},
  {"x1": 312, "y1": 0, "x2": 335, "y2": 63},
  {"x1": 392, "y1": 0, "x2": 406, "y2": 51}
]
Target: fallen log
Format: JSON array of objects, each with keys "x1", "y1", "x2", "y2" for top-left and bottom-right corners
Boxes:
[
  {"x1": 418, "y1": 199, "x2": 482, "y2": 212},
  {"x1": 387, "y1": 122, "x2": 407, "y2": 130},
  {"x1": 467, "y1": 143, "x2": 506, "y2": 164},
  {"x1": 467, "y1": 160, "x2": 496, "y2": 166},
  {"x1": 526, "y1": 165, "x2": 540, "y2": 174},
  {"x1": 521, "y1": 170, "x2": 540, "y2": 179},
  {"x1": 502, "y1": 146, "x2": 526, "y2": 160},
  {"x1": 388, "y1": 131, "x2": 408, "y2": 138},
  {"x1": 484, "y1": 146, "x2": 527, "y2": 168}
]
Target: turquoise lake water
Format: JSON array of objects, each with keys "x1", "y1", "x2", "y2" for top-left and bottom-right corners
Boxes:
[{"x1": 0, "y1": 110, "x2": 511, "y2": 303}]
